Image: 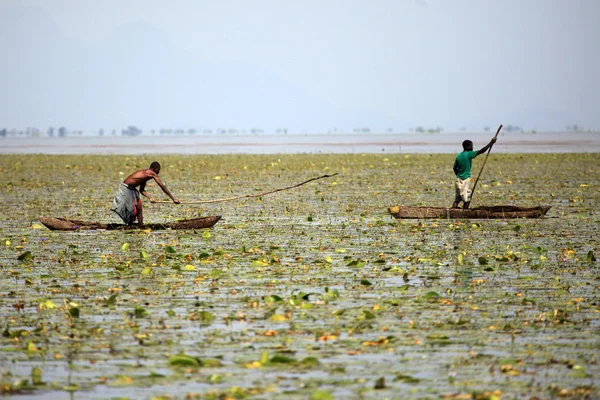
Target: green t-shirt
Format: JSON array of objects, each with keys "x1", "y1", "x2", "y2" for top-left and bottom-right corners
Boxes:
[{"x1": 453, "y1": 150, "x2": 478, "y2": 179}]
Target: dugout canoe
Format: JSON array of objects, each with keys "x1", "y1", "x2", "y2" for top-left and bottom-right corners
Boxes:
[
  {"x1": 388, "y1": 205, "x2": 551, "y2": 219},
  {"x1": 39, "y1": 216, "x2": 221, "y2": 231}
]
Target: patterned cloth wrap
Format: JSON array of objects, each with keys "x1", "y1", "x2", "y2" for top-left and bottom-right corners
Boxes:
[{"x1": 111, "y1": 182, "x2": 141, "y2": 224}]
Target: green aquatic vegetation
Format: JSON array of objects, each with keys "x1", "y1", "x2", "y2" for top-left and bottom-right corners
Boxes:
[{"x1": 0, "y1": 153, "x2": 598, "y2": 398}]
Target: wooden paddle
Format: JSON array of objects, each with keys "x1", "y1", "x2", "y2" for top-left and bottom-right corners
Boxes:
[
  {"x1": 469, "y1": 124, "x2": 502, "y2": 204},
  {"x1": 151, "y1": 173, "x2": 339, "y2": 204}
]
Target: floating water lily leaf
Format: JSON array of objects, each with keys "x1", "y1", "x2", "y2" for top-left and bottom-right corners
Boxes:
[
  {"x1": 202, "y1": 231, "x2": 211, "y2": 239},
  {"x1": 165, "y1": 246, "x2": 176, "y2": 254},
  {"x1": 360, "y1": 279, "x2": 372, "y2": 286},
  {"x1": 5, "y1": 328, "x2": 29, "y2": 339},
  {"x1": 183, "y1": 264, "x2": 196, "y2": 271},
  {"x1": 569, "y1": 368, "x2": 587, "y2": 378},
  {"x1": 395, "y1": 374, "x2": 420, "y2": 383},
  {"x1": 202, "y1": 358, "x2": 223, "y2": 367},
  {"x1": 478, "y1": 256, "x2": 488, "y2": 265},
  {"x1": 69, "y1": 305, "x2": 80, "y2": 318},
  {"x1": 290, "y1": 292, "x2": 317, "y2": 305},
  {"x1": 39, "y1": 300, "x2": 56, "y2": 309},
  {"x1": 31, "y1": 367, "x2": 43, "y2": 385},
  {"x1": 134, "y1": 306, "x2": 148, "y2": 318},
  {"x1": 310, "y1": 390, "x2": 333, "y2": 400},
  {"x1": 17, "y1": 251, "x2": 33, "y2": 261},
  {"x1": 209, "y1": 269, "x2": 223, "y2": 278},
  {"x1": 168, "y1": 354, "x2": 200, "y2": 367},
  {"x1": 260, "y1": 351, "x2": 270, "y2": 364},
  {"x1": 422, "y1": 292, "x2": 440, "y2": 300},
  {"x1": 140, "y1": 267, "x2": 152, "y2": 276},
  {"x1": 289, "y1": 295, "x2": 301, "y2": 306},
  {"x1": 269, "y1": 314, "x2": 287, "y2": 322},
  {"x1": 587, "y1": 250, "x2": 596, "y2": 262},
  {"x1": 140, "y1": 250, "x2": 148, "y2": 259},
  {"x1": 324, "y1": 287, "x2": 340, "y2": 300},
  {"x1": 198, "y1": 311, "x2": 215, "y2": 322},
  {"x1": 270, "y1": 354, "x2": 296, "y2": 364},
  {"x1": 121, "y1": 243, "x2": 130, "y2": 251},
  {"x1": 427, "y1": 333, "x2": 449, "y2": 340},
  {"x1": 347, "y1": 259, "x2": 365, "y2": 268},
  {"x1": 62, "y1": 384, "x2": 79, "y2": 392},
  {"x1": 265, "y1": 295, "x2": 283, "y2": 303},
  {"x1": 105, "y1": 294, "x2": 118, "y2": 306},
  {"x1": 324, "y1": 255, "x2": 333, "y2": 264},
  {"x1": 301, "y1": 356, "x2": 320, "y2": 366},
  {"x1": 362, "y1": 310, "x2": 376, "y2": 319},
  {"x1": 199, "y1": 252, "x2": 210, "y2": 259}
]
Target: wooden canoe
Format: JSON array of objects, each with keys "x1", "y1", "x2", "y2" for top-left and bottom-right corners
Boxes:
[
  {"x1": 388, "y1": 205, "x2": 551, "y2": 219},
  {"x1": 39, "y1": 216, "x2": 222, "y2": 231}
]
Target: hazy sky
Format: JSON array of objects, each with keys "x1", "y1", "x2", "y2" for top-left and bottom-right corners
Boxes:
[{"x1": 1, "y1": 0, "x2": 598, "y2": 133}]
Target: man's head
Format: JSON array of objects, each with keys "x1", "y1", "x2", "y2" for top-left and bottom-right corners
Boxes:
[
  {"x1": 462, "y1": 140, "x2": 473, "y2": 151},
  {"x1": 150, "y1": 161, "x2": 161, "y2": 174}
]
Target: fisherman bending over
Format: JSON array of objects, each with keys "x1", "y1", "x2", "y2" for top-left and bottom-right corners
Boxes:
[{"x1": 111, "y1": 161, "x2": 180, "y2": 225}]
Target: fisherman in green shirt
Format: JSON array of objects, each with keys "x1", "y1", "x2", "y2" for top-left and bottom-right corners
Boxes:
[{"x1": 452, "y1": 138, "x2": 496, "y2": 209}]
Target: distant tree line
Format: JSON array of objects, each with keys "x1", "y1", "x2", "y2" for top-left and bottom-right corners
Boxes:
[
  {"x1": 411, "y1": 126, "x2": 443, "y2": 133},
  {"x1": 0, "y1": 123, "x2": 593, "y2": 137}
]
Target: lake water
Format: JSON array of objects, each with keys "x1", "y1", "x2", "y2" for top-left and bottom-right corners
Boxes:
[{"x1": 1, "y1": 131, "x2": 599, "y2": 154}]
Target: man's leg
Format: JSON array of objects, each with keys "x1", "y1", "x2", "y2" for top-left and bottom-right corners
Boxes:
[
  {"x1": 453, "y1": 179, "x2": 462, "y2": 208},
  {"x1": 462, "y1": 178, "x2": 471, "y2": 209},
  {"x1": 137, "y1": 198, "x2": 144, "y2": 226}
]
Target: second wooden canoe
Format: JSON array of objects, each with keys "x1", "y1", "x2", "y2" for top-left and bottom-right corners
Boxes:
[{"x1": 388, "y1": 205, "x2": 551, "y2": 219}]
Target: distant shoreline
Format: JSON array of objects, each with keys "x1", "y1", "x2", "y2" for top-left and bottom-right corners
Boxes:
[{"x1": 1, "y1": 132, "x2": 599, "y2": 154}]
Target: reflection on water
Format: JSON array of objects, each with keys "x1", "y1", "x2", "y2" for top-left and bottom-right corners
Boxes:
[{"x1": 1, "y1": 132, "x2": 599, "y2": 154}]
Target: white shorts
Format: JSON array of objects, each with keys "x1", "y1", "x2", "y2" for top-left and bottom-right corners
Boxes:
[{"x1": 455, "y1": 178, "x2": 471, "y2": 203}]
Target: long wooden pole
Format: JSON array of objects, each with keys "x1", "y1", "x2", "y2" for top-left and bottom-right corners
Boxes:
[
  {"x1": 470, "y1": 124, "x2": 503, "y2": 204},
  {"x1": 152, "y1": 173, "x2": 339, "y2": 205}
]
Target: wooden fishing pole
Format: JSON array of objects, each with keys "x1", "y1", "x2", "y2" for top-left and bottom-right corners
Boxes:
[
  {"x1": 151, "y1": 173, "x2": 339, "y2": 205},
  {"x1": 470, "y1": 124, "x2": 502, "y2": 204}
]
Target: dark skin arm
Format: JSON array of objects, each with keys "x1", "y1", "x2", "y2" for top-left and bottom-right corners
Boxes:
[
  {"x1": 476, "y1": 138, "x2": 497, "y2": 155},
  {"x1": 123, "y1": 169, "x2": 181, "y2": 204},
  {"x1": 140, "y1": 175, "x2": 180, "y2": 203}
]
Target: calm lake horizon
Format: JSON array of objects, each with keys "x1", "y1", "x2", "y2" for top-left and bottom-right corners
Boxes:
[{"x1": 2, "y1": 131, "x2": 599, "y2": 155}]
